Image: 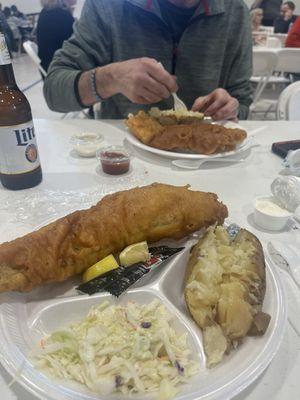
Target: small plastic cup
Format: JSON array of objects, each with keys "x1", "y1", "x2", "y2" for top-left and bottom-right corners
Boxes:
[
  {"x1": 70, "y1": 132, "x2": 104, "y2": 157},
  {"x1": 253, "y1": 196, "x2": 292, "y2": 231},
  {"x1": 97, "y1": 146, "x2": 131, "y2": 175}
]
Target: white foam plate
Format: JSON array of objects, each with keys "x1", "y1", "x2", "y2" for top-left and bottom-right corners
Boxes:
[
  {"x1": 125, "y1": 122, "x2": 252, "y2": 160},
  {"x1": 0, "y1": 239, "x2": 286, "y2": 400}
]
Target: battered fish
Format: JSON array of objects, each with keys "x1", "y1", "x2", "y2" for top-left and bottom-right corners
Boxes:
[
  {"x1": 126, "y1": 111, "x2": 247, "y2": 155},
  {"x1": 0, "y1": 184, "x2": 227, "y2": 292}
]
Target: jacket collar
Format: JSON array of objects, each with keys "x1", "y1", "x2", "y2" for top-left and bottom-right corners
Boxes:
[{"x1": 126, "y1": 0, "x2": 225, "y2": 18}]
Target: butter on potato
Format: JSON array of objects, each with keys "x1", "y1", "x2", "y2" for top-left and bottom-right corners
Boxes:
[{"x1": 184, "y1": 226, "x2": 271, "y2": 367}]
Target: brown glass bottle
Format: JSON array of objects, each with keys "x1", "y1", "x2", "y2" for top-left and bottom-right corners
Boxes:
[{"x1": 0, "y1": 33, "x2": 42, "y2": 190}]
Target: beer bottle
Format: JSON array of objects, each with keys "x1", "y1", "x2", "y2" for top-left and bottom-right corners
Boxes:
[{"x1": 0, "y1": 32, "x2": 42, "y2": 190}]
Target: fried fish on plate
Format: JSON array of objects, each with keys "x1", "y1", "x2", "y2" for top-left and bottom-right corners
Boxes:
[
  {"x1": 0, "y1": 183, "x2": 228, "y2": 292},
  {"x1": 126, "y1": 110, "x2": 247, "y2": 155},
  {"x1": 184, "y1": 225, "x2": 271, "y2": 367}
]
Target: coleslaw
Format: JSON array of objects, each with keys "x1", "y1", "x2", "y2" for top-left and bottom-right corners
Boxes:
[{"x1": 34, "y1": 299, "x2": 199, "y2": 399}]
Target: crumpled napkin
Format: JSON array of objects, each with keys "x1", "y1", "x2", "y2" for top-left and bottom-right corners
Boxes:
[
  {"x1": 283, "y1": 149, "x2": 300, "y2": 176},
  {"x1": 271, "y1": 176, "x2": 300, "y2": 212}
]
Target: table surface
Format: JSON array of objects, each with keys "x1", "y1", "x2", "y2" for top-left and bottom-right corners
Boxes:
[
  {"x1": 253, "y1": 46, "x2": 282, "y2": 52},
  {"x1": 0, "y1": 119, "x2": 300, "y2": 400}
]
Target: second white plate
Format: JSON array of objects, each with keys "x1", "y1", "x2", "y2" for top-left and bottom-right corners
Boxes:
[{"x1": 125, "y1": 121, "x2": 252, "y2": 160}]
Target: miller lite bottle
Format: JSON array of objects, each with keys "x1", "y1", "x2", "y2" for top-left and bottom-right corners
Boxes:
[{"x1": 0, "y1": 32, "x2": 42, "y2": 190}]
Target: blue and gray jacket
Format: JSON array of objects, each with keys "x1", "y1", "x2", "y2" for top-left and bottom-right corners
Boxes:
[{"x1": 44, "y1": 0, "x2": 252, "y2": 119}]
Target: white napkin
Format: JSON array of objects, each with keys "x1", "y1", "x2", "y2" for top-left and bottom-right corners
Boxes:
[{"x1": 284, "y1": 149, "x2": 300, "y2": 176}]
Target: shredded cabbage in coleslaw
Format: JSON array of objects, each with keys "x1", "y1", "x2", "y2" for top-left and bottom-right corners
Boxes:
[{"x1": 34, "y1": 299, "x2": 199, "y2": 400}]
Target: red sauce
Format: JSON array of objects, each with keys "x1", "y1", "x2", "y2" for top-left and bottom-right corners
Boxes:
[{"x1": 100, "y1": 151, "x2": 130, "y2": 175}]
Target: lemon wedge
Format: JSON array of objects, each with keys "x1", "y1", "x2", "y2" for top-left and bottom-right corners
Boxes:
[
  {"x1": 119, "y1": 241, "x2": 150, "y2": 266},
  {"x1": 83, "y1": 254, "x2": 119, "y2": 282}
]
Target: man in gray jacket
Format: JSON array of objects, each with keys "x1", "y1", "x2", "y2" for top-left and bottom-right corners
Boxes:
[{"x1": 44, "y1": 0, "x2": 252, "y2": 120}]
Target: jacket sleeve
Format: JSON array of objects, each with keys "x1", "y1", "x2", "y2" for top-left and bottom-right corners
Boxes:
[
  {"x1": 43, "y1": 0, "x2": 111, "y2": 113},
  {"x1": 225, "y1": 3, "x2": 253, "y2": 120},
  {"x1": 285, "y1": 17, "x2": 300, "y2": 48}
]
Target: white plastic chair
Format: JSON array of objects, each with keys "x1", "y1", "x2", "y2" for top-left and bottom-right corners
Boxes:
[
  {"x1": 262, "y1": 26, "x2": 274, "y2": 34},
  {"x1": 266, "y1": 37, "x2": 282, "y2": 48},
  {"x1": 267, "y1": 48, "x2": 300, "y2": 88},
  {"x1": 275, "y1": 48, "x2": 300, "y2": 75},
  {"x1": 277, "y1": 82, "x2": 300, "y2": 120},
  {"x1": 250, "y1": 49, "x2": 300, "y2": 118},
  {"x1": 250, "y1": 50, "x2": 277, "y2": 109},
  {"x1": 23, "y1": 40, "x2": 47, "y2": 77},
  {"x1": 23, "y1": 40, "x2": 100, "y2": 120}
]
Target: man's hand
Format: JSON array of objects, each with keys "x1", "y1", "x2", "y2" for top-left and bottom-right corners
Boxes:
[
  {"x1": 99, "y1": 57, "x2": 178, "y2": 104},
  {"x1": 192, "y1": 88, "x2": 239, "y2": 121}
]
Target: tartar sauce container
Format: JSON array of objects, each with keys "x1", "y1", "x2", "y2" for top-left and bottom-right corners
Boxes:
[
  {"x1": 70, "y1": 132, "x2": 104, "y2": 157},
  {"x1": 97, "y1": 146, "x2": 131, "y2": 175},
  {"x1": 254, "y1": 196, "x2": 292, "y2": 231}
]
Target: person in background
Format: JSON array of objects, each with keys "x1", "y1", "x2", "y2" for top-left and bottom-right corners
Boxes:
[
  {"x1": 251, "y1": 8, "x2": 264, "y2": 31},
  {"x1": 285, "y1": 16, "x2": 300, "y2": 81},
  {"x1": 37, "y1": 0, "x2": 76, "y2": 73},
  {"x1": 251, "y1": 0, "x2": 282, "y2": 26},
  {"x1": 44, "y1": 0, "x2": 253, "y2": 121},
  {"x1": 285, "y1": 15, "x2": 300, "y2": 46},
  {"x1": 10, "y1": 5, "x2": 23, "y2": 18},
  {"x1": 274, "y1": 1, "x2": 297, "y2": 33},
  {"x1": 251, "y1": 8, "x2": 268, "y2": 45},
  {"x1": 3, "y1": 6, "x2": 21, "y2": 50},
  {"x1": 9, "y1": 5, "x2": 33, "y2": 41}
]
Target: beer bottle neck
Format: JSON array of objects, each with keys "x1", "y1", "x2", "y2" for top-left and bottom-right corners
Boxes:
[
  {"x1": 0, "y1": 32, "x2": 16, "y2": 87},
  {"x1": 0, "y1": 64, "x2": 17, "y2": 87}
]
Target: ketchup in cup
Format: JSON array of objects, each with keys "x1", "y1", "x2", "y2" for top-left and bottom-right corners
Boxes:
[{"x1": 97, "y1": 146, "x2": 131, "y2": 175}]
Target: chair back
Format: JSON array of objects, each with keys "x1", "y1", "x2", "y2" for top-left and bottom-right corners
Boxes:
[
  {"x1": 277, "y1": 82, "x2": 300, "y2": 120},
  {"x1": 261, "y1": 26, "x2": 274, "y2": 34},
  {"x1": 288, "y1": 87, "x2": 300, "y2": 121},
  {"x1": 276, "y1": 48, "x2": 300, "y2": 74},
  {"x1": 252, "y1": 50, "x2": 277, "y2": 76},
  {"x1": 23, "y1": 40, "x2": 47, "y2": 77},
  {"x1": 266, "y1": 36, "x2": 282, "y2": 48}
]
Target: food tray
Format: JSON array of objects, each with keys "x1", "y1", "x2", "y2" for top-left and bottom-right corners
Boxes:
[{"x1": 0, "y1": 239, "x2": 286, "y2": 400}]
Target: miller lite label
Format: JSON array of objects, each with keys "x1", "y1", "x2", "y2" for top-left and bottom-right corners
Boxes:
[{"x1": 0, "y1": 121, "x2": 41, "y2": 174}]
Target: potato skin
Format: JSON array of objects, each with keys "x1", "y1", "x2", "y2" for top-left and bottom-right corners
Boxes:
[
  {"x1": 234, "y1": 229, "x2": 266, "y2": 306},
  {"x1": 184, "y1": 226, "x2": 270, "y2": 367}
]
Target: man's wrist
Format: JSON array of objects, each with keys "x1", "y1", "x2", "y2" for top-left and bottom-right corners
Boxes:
[
  {"x1": 95, "y1": 64, "x2": 118, "y2": 99},
  {"x1": 90, "y1": 69, "x2": 104, "y2": 102},
  {"x1": 77, "y1": 64, "x2": 119, "y2": 108}
]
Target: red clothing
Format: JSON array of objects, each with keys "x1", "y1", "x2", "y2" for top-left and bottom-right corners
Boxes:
[{"x1": 286, "y1": 16, "x2": 300, "y2": 48}]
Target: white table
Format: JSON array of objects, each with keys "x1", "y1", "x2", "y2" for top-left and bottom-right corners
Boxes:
[
  {"x1": 253, "y1": 46, "x2": 282, "y2": 54},
  {"x1": 0, "y1": 119, "x2": 300, "y2": 400}
]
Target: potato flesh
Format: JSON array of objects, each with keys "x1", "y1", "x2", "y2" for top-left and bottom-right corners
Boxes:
[{"x1": 185, "y1": 226, "x2": 269, "y2": 367}]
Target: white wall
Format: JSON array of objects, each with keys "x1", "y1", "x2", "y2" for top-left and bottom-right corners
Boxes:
[{"x1": 0, "y1": 0, "x2": 86, "y2": 15}]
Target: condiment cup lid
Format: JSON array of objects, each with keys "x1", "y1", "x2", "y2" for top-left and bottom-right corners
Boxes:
[
  {"x1": 253, "y1": 196, "x2": 292, "y2": 231},
  {"x1": 96, "y1": 146, "x2": 131, "y2": 162},
  {"x1": 254, "y1": 196, "x2": 292, "y2": 218},
  {"x1": 70, "y1": 132, "x2": 104, "y2": 145}
]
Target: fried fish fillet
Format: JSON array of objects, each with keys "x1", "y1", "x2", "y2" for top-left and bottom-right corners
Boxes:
[
  {"x1": 0, "y1": 183, "x2": 228, "y2": 292},
  {"x1": 126, "y1": 111, "x2": 247, "y2": 154},
  {"x1": 149, "y1": 124, "x2": 247, "y2": 154},
  {"x1": 126, "y1": 111, "x2": 163, "y2": 144}
]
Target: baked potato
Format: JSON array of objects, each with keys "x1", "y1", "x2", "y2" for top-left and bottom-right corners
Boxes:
[{"x1": 184, "y1": 226, "x2": 271, "y2": 367}]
